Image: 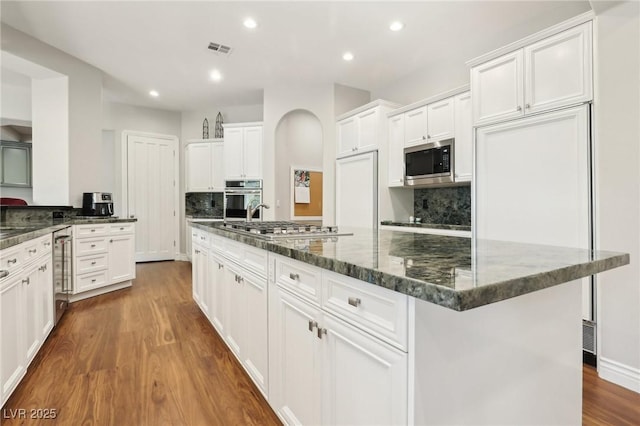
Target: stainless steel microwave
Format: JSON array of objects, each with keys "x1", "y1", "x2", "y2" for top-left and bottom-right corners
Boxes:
[{"x1": 404, "y1": 139, "x2": 454, "y2": 187}]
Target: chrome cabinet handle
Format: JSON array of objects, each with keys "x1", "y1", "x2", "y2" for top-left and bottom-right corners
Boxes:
[
  {"x1": 422, "y1": 135, "x2": 426, "y2": 140},
  {"x1": 91, "y1": 261, "x2": 96, "y2": 265},
  {"x1": 525, "y1": 103, "x2": 530, "y2": 109},
  {"x1": 0, "y1": 270, "x2": 9, "y2": 279},
  {"x1": 517, "y1": 105, "x2": 522, "y2": 111},
  {"x1": 348, "y1": 297, "x2": 361, "y2": 307},
  {"x1": 110, "y1": 239, "x2": 113, "y2": 243},
  {"x1": 91, "y1": 229, "x2": 96, "y2": 232},
  {"x1": 44, "y1": 242, "x2": 51, "y2": 246},
  {"x1": 218, "y1": 263, "x2": 224, "y2": 269},
  {"x1": 91, "y1": 279, "x2": 96, "y2": 283},
  {"x1": 427, "y1": 134, "x2": 431, "y2": 139},
  {"x1": 317, "y1": 327, "x2": 327, "y2": 339},
  {"x1": 130, "y1": 215, "x2": 135, "y2": 219},
  {"x1": 22, "y1": 278, "x2": 30, "y2": 285},
  {"x1": 308, "y1": 320, "x2": 318, "y2": 332},
  {"x1": 120, "y1": 227, "x2": 124, "y2": 230},
  {"x1": 29, "y1": 249, "x2": 37, "y2": 254},
  {"x1": 7, "y1": 259, "x2": 17, "y2": 265},
  {"x1": 91, "y1": 244, "x2": 96, "y2": 248},
  {"x1": 289, "y1": 273, "x2": 299, "y2": 281}
]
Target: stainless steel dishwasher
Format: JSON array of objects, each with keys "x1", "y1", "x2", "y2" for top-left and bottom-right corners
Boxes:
[{"x1": 53, "y1": 226, "x2": 72, "y2": 325}]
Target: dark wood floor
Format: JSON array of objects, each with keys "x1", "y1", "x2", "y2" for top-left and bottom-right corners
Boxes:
[{"x1": 2, "y1": 260, "x2": 639, "y2": 425}]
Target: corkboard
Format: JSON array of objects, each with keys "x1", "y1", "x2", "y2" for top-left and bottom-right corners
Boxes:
[{"x1": 294, "y1": 171, "x2": 323, "y2": 217}]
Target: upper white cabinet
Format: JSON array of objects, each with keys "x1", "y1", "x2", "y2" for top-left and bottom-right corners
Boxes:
[
  {"x1": 471, "y1": 22, "x2": 592, "y2": 126},
  {"x1": 387, "y1": 114, "x2": 405, "y2": 187},
  {"x1": 426, "y1": 97, "x2": 455, "y2": 142},
  {"x1": 185, "y1": 139, "x2": 224, "y2": 192},
  {"x1": 404, "y1": 106, "x2": 428, "y2": 147},
  {"x1": 223, "y1": 123, "x2": 263, "y2": 180},
  {"x1": 454, "y1": 91, "x2": 472, "y2": 182},
  {"x1": 336, "y1": 100, "x2": 401, "y2": 159}
]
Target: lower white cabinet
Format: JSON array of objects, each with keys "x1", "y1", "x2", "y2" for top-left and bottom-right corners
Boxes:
[
  {"x1": 1, "y1": 274, "x2": 26, "y2": 404},
  {"x1": 224, "y1": 261, "x2": 244, "y2": 357},
  {"x1": 108, "y1": 234, "x2": 136, "y2": 283},
  {"x1": 208, "y1": 253, "x2": 227, "y2": 335},
  {"x1": 192, "y1": 241, "x2": 208, "y2": 316}
]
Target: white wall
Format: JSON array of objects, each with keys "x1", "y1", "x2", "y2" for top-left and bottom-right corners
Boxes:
[
  {"x1": 274, "y1": 110, "x2": 323, "y2": 220},
  {"x1": 334, "y1": 83, "x2": 370, "y2": 116},
  {"x1": 594, "y1": 1, "x2": 640, "y2": 393},
  {"x1": 2, "y1": 24, "x2": 104, "y2": 207},
  {"x1": 31, "y1": 77, "x2": 69, "y2": 205},
  {"x1": 0, "y1": 82, "x2": 31, "y2": 121}
]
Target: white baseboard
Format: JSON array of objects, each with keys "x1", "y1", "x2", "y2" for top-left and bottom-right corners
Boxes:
[
  {"x1": 599, "y1": 356, "x2": 640, "y2": 393},
  {"x1": 175, "y1": 253, "x2": 190, "y2": 262}
]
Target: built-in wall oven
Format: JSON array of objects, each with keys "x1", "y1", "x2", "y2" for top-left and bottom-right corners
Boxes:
[
  {"x1": 52, "y1": 226, "x2": 72, "y2": 325},
  {"x1": 404, "y1": 138, "x2": 454, "y2": 187},
  {"x1": 224, "y1": 180, "x2": 263, "y2": 220}
]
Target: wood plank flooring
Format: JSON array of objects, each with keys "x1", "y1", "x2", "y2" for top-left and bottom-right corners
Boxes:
[{"x1": 2, "y1": 260, "x2": 639, "y2": 425}]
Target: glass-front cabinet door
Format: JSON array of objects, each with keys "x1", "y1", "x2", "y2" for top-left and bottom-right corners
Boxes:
[{"x1": 0, "y1": 141, "x2": 32, "y2": 187}]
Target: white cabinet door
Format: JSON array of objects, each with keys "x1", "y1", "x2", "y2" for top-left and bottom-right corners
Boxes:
[
  {"x1": 192, "y1": 244, "x2": 202, "y2": 305},
  {"x1": 211, "y1": 142, "x2": 225, "y2": 190},
  {"x1": 404, "y1": 106, "x2": 428, "y2": 147},
  {"x1": 208, "y1": 253, "x2": 227, "y2": 336},
  {"x1": 242, "y1": 270, "x2": 268, "y2": 396},
  {"x1": 357, "y1": 107, "x2": 379, "y2": 153},
  {"x1": 224, "y1": 128, "x2": 245, "y2": 180},
  {"x1": 1, "y1": 276, "x2": 26, "y2": 405},
  {"x1": 387, "y1": 115, "x2": 405, "y2": 187},
  {"x1": 337, "y1": 116, "x2": 358, "y2": 157},
  {"x1": 471, "y1": 50, "x2": 524, "y2": 126},
  {"x1": 322, "y1": 315, "x2": 408, "y2": 426},
  {"x1": 243, "y1": 126, "x2": 263, "y2": 179},
  {"x1": 38, "y1": 257, "x2": 54, "y2": 342},
  {"x1": 454, "y1": 91, "x2": 472, "y2": 182},
  {"x1": 524, "y1": 22, "x2": 592, "y2": 114},
  {"x1": 224, "y1": 262, "x2": 245, "y2": 359},
  {"x1": 23, "y1": 265, "x2": 40, "y2": 364},
  {"x1": 108, "y1": 234, "x2": 136, "y2": 284},
  {"x1": 271, "y1": 287, "x2": 322, "y2": 426},
  {"x1": 335, "y1": 152, "x2": 377, "y2": 228},
  {"x1": 186, "y1": 143, "x2": 212, "y2": 192},
  {"x1": 426, "y1": 97, "x2": 455, "y2": 142}
]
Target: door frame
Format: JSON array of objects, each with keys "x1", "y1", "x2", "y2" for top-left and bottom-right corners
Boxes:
[{"x1": 121, "y1": 130, "x2": 180, "y2": 260}]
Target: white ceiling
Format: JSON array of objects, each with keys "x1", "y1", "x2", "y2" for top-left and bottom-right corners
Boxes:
[{"x1": 0, "y1": 1, "x2": 592, "y2": 112}]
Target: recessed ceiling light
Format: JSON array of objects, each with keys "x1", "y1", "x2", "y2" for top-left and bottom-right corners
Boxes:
[
  {"x1": 210, "y1": 69, "x2": 222, "y2": 82},
  {"x1": 149, "y1": 90, "x2": 159, "y2": 97},
  {"x1": 243, "y1": 18, "x2": 257, "y2": 29},
  {"x1": 390, "y1": 21, "x2": 404, "y2": 32},
  {"x1": 343, "y1": 52, "x2": 354, "y2": 61}
]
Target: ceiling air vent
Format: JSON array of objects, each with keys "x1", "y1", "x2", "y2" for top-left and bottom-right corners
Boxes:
[{"x1": 208, "y1": 42, "x2": 233, "y2": 56}]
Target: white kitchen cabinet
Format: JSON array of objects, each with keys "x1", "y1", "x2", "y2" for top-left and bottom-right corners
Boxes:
[
  {"x1": 23, "y1": 263, "x2": 40, "y2": 363},
  {"x1": 426, "y1": 97, "x2": 455, "y2": 141},
  {"x1": 356, "y1": 107, "x2": 379, "y2": 153},
  {"x1": 321, "y1": 314, "x2": 408, "y2": 426},
  {"x1": 387, "y1": 114, "x2": 405, "y2": 187},
  {"x1": 223, "y1": 123, "x2": 263, "y2": 180},
  {"x1": 404, "y1": 106, "x2": 428, "y2": 147},
  {"x1": 270, "y1": 286, "x2": 322, "y2": 426},
  {"x1": 454, "y1": 91, "x2": 472, "y2": 182},
  {"x1": 336, "y1": 101, "x2": 401, "y2": 159},
  {"x1": 336, "y1": 116, "x2": 358, "y2": 156},
  {"x1": 208, "y1": 252, "x2": 227, "y2": 335},
  {"x1": 1, "y1": 274, "x2": 26, "y2": 405},
  {"x1": 471, "y1": 22, "x2": 592, "y2": 126},
  {"x1": 185, "y1": 139, "x2": 224, "y2": 192},
  {"x1": 224, "y1": 261, "x2": 244, "y2": 358},
  {"x1": 192, "y1": 242, "x2": 208, "y2": 316},
  {"x1": 241, "y1": 269, "x2": 268, "y2": 394},
  {"x1": 37, "y1": 256, "x2": 53, "y2": 342},
  {"x1": 108, "y1": 234, "x2": 135, "y2": 283}
]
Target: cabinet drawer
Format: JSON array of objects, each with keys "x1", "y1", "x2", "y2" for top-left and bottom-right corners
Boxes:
[
  {"x1": 322, "y1": 270, "x2": 408, "y2": 351},
  {"x1": 39, "y1": 234, "x2": 53, "y2": 254},
  {"x1": 109, "y1": 223, "x2": 134, "y2": 235},
  {"x1": 76, "y1": 237, "x2": 108, "y2": 256},
  {"x1": 193, "y1": 228, "x2": 210, "y2": 247},
  {"x1": 76, "y1": 224, "x2": 108, "y2": 238},
  {"x1": 22, "y1": 239, "x2": 42, "y2": 263},
  {"x1": 276, "y1": 256, "x2": 322, "y2": 306},
  {"x1": 0, "y1": 245, "x2": 23, "y2": 279},
  {"x1": 76, "y1": 254, "x2": 108, "y2": 275},
  {"x1": 75, "y1": 270, "x2": 109, "y2": 293},
  {"x1": 243, "y1": 244, "x2": 268, "y2": 277}
]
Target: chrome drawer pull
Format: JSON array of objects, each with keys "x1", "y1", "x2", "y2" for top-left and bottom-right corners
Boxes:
[
  {"x1": 0, "y1": 270, "x2": 9, "y2": 279},
  {"x1": 289, "y1": 273, "x2": 299, "y2": 281},
  {"x1": 348, "y1": 297, "x2": 361, "y2": 307},
  {"x1": 308, "y1": 320, "x2": 317, "y2": 332},
  {"x1": 22, "y1": 278, "x2": 30, "y2": 285},
  {"x1": 29, "y1": 249, "x2": 37, "y2": 254},
  {"x1": 91, "y1": 261, "x2": 96, "y2": 265},
  {"x1": 218, "y1": 263, "x2": 224, "y2": 269},
  {"x1": 91, "y1": 279, "x2": 97, "y2": 283},
  {"x1": 91, "y1": 244, "x2": 96, "y2": 248},
  {"x1": 317, "y1": 327, "x2": 327, "y2": 339},
  {"x1": 7, "y1": 259, "x2": 17, "y2": 265},
  {"x1": 120, "y1": 227, "x2": 124, "y2": 230},
  {"x1": 91, "y1": 229, "x2": 96, "y2": 232}
]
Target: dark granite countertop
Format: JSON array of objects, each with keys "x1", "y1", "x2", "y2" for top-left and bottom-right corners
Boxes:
[
  {"x1": 192, "y1": 223, "x2": 629, "y2": 311},
  {"x1": 381, "y1": 221, "x2": 472, "y2": 232},
  {"x1": 0, "y1": 218, "x2": 136, "y2": 250}
]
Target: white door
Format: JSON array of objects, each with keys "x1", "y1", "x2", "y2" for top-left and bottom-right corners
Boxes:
[
  {"x1": 108, "y1": 234, "x2": 136, "y2": 283},
  {"x1": 475, "y1": 105, "x2": 591, "y2": 318},
  {"x1": 208, "y1": 253, "x2": 227, "y2": 336},
  {"x1": 1, "y1": 276, "x2": 26, "y2": 405},
  {"x1": 471, "y1": 50, "x2": 524, "y2": 126},
  {"x1": 127, "y1": 134, "x2": 177, "y2": 262},
  {"x1": 336, "y1": 152, "x2": 377, "y2": 228},
  {"x1": 210, "y1": 142, "x2": 225, "y2": 190},
  {"x1": 336, "y1": 117, "x2": 358, "y2": 157},
  {"x1": 224, "y1": 262, "x2": 245, "y2": 359},
  {"x1": 357, "y1": 107, "x2": 379, "y2": 153},
  {"x1": 322, "y1": 315, "x2": 408, "y2": 426},
  {"x1": 387, "y1": 115, "x2": 405, "y2": 187},
  {"x1": 186, "y1": 143, "x2": 212, "y2": 192},
  {"x1": 454, "y1": 91, "x2": 472, "y2": 182},
  {"x1": 271, "y1": 287, "x2": 322, "y2": 426},
  {"x1": 243, "y1": 126, "x2": 263, "y2": 179},
  {"x1": 524, "y1": 22, "x2": 592, "y2": 114},
  {"x1": 426, "y1": 97, "x2": 454, "y2": 141},
  {"x1": 242, "y1": 270, "x2": 268, "y2": 396},
  {"x1": 223, "y1": 128, "x2": 245, "y2": 179},
  {"x1": 404, "y1": 106, "x2": 428, "y2": 147}
]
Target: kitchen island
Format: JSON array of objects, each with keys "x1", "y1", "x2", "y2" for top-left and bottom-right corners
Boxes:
[{"x1": 190, "y1": 222, "x2": 628, "y2": 425}]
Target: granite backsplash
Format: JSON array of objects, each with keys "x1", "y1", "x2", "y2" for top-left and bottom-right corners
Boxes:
[
  {"x1": 1, "y1": 206, "x2": 80, "y2": 224},
  {"x1": 185, "y1": 192, "x2": 224, "y2": 218},
  {"x1": 414, "y1": 186, "x2": 471, "y2": 226}
]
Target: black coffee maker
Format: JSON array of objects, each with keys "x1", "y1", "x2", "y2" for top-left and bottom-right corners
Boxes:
[{"x1": 82, "y1": 192, "x2": 114, "y2": 216}]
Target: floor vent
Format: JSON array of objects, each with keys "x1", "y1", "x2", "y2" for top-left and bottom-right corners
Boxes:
[
  {"x1": 208, "y1": 42, "x2": 233, "y2": 56},
  {"x1": 583, "y1": 319, "x2": 596, "y2": 354}
]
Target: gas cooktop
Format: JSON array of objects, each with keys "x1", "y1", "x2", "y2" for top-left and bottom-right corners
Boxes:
[{"x1": 222, "y1": 221, "x2": 353, "y2": 240}]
